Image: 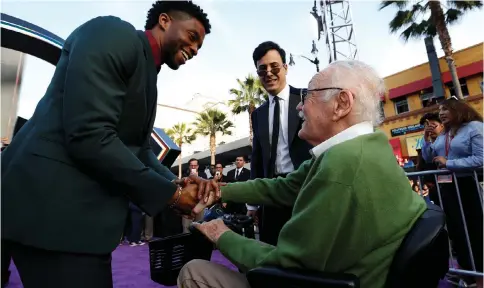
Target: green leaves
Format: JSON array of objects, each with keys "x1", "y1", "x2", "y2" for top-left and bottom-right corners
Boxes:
[
  {"x1": 228, "y1": 74, "x2": 267, "y2": 115},
  {"x1": 192, "y1": 109, "x2": 234, "y2": 138},
  {"x1": 165, "y1": 122, "x2": 196, "y2": 147},
  {"x1": 380, "y1": 0, "x2": 482, "y2": 41}
]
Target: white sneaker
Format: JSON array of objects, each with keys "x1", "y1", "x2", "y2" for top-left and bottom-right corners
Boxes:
[
  {"x1": 137, "y1": 241, "x2": 145, "y2": 246},
  {"x1": 129, "y1": 242, "x2": 138, "y2": 247}
]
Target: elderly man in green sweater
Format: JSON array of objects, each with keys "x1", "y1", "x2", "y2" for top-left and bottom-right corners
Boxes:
[{"x1": 178, "y1": 60, "x2": 427, "y2": 288}]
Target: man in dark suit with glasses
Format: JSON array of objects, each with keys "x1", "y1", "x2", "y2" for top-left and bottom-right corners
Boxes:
[{"x1": 248, "y1": 41, "x2": 312, "y2": 246}]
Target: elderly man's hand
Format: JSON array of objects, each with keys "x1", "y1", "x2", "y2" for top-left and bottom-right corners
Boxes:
[{"x1": 192, "y1": 219, "x2": 231, "y2": 244}]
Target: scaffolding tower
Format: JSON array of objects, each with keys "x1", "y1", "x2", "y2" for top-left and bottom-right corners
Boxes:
[{"x1": 317, "y1": 0, "x2": 358, "y2": 64}]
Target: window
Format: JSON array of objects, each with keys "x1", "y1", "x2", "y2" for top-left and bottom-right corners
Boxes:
[
  {"x1": 394, "y1": 98, "x2": 409, "y2": 115},
  {"x1": 378, "y1": 101, "x2": 385, "y2": 119},
  {"x1": 447, "y1": 78, "x2": 469, "y2": 97},
  {"x1": 420, "y1": 87, "x2": 445, "y2": 107}
]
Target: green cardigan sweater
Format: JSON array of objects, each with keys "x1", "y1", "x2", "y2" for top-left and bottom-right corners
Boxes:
[{"x1": 218, "y1": 132, "x2": 427, "y2": 288}]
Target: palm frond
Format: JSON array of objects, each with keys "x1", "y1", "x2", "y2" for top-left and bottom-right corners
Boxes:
[
  {"x1": 379, "y1": 0, "x2": 409, "y2": 11},
  {"x1": 447, "y1": 0, "x2": 483, "y2": 11}
]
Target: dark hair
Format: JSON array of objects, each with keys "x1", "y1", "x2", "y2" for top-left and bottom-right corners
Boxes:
[
  {"x1": 419, "y1": 112, "x2": 442, "y2": 126},
  {"x1": 215, "y1": 161, "x2": 223, "y2": 167},
  {"x1": 412, "y1": 183, "x2": 420, "y2": 192},
  {"x1": 252, "y1": 41, "x2": 286, "y2": 67},
  {"x1": 188, "y1": 158, "x2": 198, "y2": 165},
  {"x1": 145, "y1": 1, "x2": 211, "y2": 34},
  {"x1": 440, "y1": 98, "x2": 482, "y2": 129},
  {"x1": 235, "y1": 155, "x2": 246, "y2": 161}
]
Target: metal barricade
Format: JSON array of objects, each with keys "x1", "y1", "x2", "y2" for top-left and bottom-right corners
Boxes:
[{"x1": 405, "y1": 169, "x2": 483, "y2": 284}]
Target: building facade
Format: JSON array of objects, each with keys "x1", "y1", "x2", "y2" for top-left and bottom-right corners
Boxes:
[{"x1": 379, "y1": 43, "x2": 483, "y2": 163}]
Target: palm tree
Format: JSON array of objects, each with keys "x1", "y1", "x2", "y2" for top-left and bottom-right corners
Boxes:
[
  {"x1": 228, "y1": 74, "x2": 268, "y2": 146},
  {"x1": 379, "y1": 0, "x2": 482, "y2": 99},
  {"x1": 192, "y1": 109, "x2": 234, "y2": 165},
  {"x1": 165, "y1": 123, "x2": 196, "y2": 178}
]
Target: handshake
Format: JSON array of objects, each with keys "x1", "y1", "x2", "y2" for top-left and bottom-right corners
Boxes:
[{"x1": 168, "y1": 175, "x2": 225, "y2": 218}]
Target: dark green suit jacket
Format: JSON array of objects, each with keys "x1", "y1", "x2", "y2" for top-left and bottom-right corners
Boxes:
[{"x1": 1, "y1": 16, "x2": 177, "y2": 254}]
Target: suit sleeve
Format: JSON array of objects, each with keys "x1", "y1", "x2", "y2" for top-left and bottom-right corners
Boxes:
[
  {"x1": 247, "y1": 111, "x2": 264, "y2": 211},
  {"x1": 250, "y1": 111, "x2": 264, "y2": 180},
  {"x1": 138, "y1": 142, "x2": 177, "y2": 182},
  {"x1": 62, "y1": 17, "x2": 176, "y2": 216}
]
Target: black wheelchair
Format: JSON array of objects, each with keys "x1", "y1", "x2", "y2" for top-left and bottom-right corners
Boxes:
[{"x1": 150, "y1": 204, "x2": 449, "y2": 287}]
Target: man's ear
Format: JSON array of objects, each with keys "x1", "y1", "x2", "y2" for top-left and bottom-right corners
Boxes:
[
  {"x1": 158, "y1": 13, "x2": 171, "y2": 31},
  {"x1": 283, "y1": 63, "x2": 288, "y2": 75},
  {"x1": 332, "y1": 90, "x2": 354, "y2": 121}
]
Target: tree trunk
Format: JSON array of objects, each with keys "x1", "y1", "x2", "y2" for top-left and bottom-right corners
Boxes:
[
  {"x1": 178, "y1": 142, "x2": 182, "y2": 178},
  {"x1": 248, "y1": 105, "x2": 255, "y2": 147},
  {"x1": 210, "y1": 134, "x2": 216, "y2": 165},
  {"x1": 429, "y1": 0, "x2": 463, "y2": 99}
]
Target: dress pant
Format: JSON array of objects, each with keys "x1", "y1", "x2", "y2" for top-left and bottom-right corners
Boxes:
[
  {"x1": 1, "y1": 239, "x2": 12, "y2": 288},
  {"x1": 128, "y1": 209, "x2": 144, "y2": 243},
  {"x1": 144, "y1": 216, "x2": 153, "y2": 241},
  {"x1": 5, "y1": 240, "x2": 113, "y2": 288},
  {"x1": 259, "y1": 173, "x2": 292, "y2": 246}
]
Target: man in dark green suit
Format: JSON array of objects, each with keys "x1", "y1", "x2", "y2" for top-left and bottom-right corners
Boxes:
[{"x1": 1, "y1": 1, "x2": 211, "y2": 287}]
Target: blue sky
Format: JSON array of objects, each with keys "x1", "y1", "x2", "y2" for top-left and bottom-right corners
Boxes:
[{"x1": 3, "y1": 0, "x2": 483, "y2": 126}]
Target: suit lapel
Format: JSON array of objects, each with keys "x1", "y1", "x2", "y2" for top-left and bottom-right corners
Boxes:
[
  {"x1": 258, "y1": 101, "x2": 271, "y2": 161},
  {"x1": 137, "y1": 31, "x2": 158, "y2": 136},
  {"x1": 288, "y1": 86, "x2": 301, "y2": 145}
]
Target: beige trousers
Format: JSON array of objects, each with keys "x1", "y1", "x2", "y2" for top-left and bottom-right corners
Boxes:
[
  {"x1": 144, "y1": 216, "x2": 153, "y2": 240},
  {"x1": 177, "y1": 259, "x2": 250, "y2": 288}
]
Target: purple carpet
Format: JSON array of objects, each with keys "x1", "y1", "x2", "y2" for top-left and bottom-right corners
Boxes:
[
  {"x1": 5, "y1": 244, "x2": 237, "y2": 288},
  {"x1": 5, "y1": 244, "x2": 452, "y2": 287}
]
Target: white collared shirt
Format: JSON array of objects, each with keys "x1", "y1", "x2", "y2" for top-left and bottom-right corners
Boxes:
[
  {"x1": 268, "y1": 84, "x2": 294, "y2": 175},
  {"x1": 310, "y1": 121, "x2": 374, "y2": 158},
  {"x1": 235, "y1": 167, "x2": 243, "y2": 178}
]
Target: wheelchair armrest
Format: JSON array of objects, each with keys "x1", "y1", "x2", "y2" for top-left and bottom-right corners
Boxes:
[{"x1": 246, "y1": 266, "x2": 359, "y2": 288}]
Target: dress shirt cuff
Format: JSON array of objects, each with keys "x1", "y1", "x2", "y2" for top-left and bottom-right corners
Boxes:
[{"x1": 246, "y1": 204, "x2": 259, "y2": 211}]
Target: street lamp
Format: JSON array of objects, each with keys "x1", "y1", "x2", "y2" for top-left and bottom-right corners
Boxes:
[{"x1": 289, "y1": 40, "x2": 320, "y2": 72}]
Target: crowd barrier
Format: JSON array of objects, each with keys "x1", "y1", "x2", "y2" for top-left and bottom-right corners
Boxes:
[{"x1": 405, "y1": 169, "x2": 483, "y2": 281}]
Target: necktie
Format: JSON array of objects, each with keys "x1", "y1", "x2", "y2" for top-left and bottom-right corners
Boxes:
[
  {"x1": 235, "y1": 169, "x2": 239, "y2": 180},
  {"x1": 269, "y1": 96, "x2": 280, "y2": 177}
]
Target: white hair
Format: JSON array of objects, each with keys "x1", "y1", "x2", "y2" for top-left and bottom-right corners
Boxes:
[{"x1": 309, "y1": 60, "x2": 386, "y2": 126}]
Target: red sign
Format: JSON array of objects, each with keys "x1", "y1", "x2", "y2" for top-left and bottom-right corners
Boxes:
[{"x1": 389, "y1": 138, "x2": 402, "y2": 159}]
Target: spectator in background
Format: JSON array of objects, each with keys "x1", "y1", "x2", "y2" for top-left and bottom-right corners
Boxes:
[
  {"x1": 422, "y1": 98, "x2": 483, "y2": 287},
  {"x1": 227, "y1": 156, "x2": 250, "y2": 183},
  {"x1": 416, "y1": 112, "x2": 444, "y2": 205},
  {"x1": 210, "y1": 162, "x2": 228, "y2": 182},
  {"x1": 184, "y1": 158, "x2": 208, "y2": 179},
  {"x1": 225, "y1": 156, "x2": 250, "y2": 215}
]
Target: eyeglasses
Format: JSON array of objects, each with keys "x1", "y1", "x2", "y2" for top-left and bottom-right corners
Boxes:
[
  {"x1": 300, "y1": 87, "x2": 343, "y2": 105},
  {"x1": 256, "y1": 66, "x2": 282, "y2": 77}
]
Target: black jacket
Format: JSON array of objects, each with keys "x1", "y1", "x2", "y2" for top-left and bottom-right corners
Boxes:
[
  {"x1": 227, "y1": 167, "x2": 250, "y2": 182},
  {"x1": 250, "y1": 86, "x2": 312, "y2": 179}
]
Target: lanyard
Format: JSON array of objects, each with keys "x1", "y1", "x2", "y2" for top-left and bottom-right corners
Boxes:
[{"x1": 445, "y1": 132, "x2": 454, "y2": 157}]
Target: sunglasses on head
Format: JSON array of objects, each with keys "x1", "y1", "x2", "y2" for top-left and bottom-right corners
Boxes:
[{"x1": 300, "y1": 87, "x2": 343, "y2": 104}]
